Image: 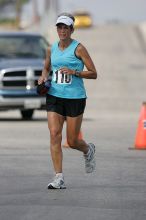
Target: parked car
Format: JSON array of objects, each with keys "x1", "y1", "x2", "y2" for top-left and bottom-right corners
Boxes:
[
  {"x1": 73, "y1": 11, "x2": 92, "y2": 28},
  {"x1": 0, "y1": 31, "x2": 49, "y2": 120}
]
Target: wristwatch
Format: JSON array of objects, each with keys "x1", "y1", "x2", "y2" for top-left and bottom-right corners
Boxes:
[{"x1": 74, "y1": 71, "x2": 81, "y2": 77}]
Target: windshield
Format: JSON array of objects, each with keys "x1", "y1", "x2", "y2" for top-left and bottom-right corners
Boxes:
[{"x1": 0, "y1": 35, "x2": 49, "y2": 59}]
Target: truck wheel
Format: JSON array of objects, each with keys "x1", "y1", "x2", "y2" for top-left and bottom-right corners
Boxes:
[{"x1": 20, "y1": 109, "x2": 34, "y2": 120}]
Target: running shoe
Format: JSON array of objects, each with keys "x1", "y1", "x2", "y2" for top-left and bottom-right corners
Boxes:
[
  {"x1": 84, "y1": 143, "x2": 96, "y2": 173},
  {"x1": 47, "y1": 175, "x2": 66, "y2": 189}
]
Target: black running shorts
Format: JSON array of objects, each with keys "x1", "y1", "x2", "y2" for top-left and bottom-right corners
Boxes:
[{"x1": 46, "y1": 94, "x2": 86, "y2": 117}]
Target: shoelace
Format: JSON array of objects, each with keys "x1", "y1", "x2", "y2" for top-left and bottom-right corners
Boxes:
[
  {"x1": 53, "y1": 176, "x2": 63, "y2": 184},
  {"x1": 85, "y1": 147, "x2": 93, "y2": 161}
]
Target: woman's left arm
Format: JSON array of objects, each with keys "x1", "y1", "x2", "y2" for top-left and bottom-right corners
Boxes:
[{"x1": 75, "y1": 43, "x2": 97, "y2": 79}]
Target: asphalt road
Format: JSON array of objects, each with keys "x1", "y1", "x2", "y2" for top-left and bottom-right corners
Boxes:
[{"x1": 0, "y1": 25, "x2": 146, "y2": 220}]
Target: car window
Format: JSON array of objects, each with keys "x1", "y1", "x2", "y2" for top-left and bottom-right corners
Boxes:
[{"x1": 0, "y1": 35, "x2": 49, "y2": 59}]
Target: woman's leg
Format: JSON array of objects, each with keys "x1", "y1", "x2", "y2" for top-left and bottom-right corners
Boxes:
[
  {"x1": 47, "y1": 112, "x2": 65, "y2": 174},
  {"x1": 66, "y1": 114, "x2": 88, "y2": 154},
  {"x1": 66, "y1": 114, "x2": 96, "y2": 173}
]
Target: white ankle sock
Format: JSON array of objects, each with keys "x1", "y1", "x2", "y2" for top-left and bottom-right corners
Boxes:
[
  {"x1": 85, "y1": 145, "x2": 91, "y2": 157},
  {"x1": 56, "y1": 173, "x2": 63, "y2": 178}
]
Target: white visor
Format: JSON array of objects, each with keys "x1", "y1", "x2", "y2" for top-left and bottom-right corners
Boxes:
[{"x1": 56, "y1": 15, "x2": 74, "y2": 26}]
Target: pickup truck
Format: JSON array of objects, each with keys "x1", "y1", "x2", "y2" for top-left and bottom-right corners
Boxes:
[{"x1": 0, "y1": 32, "x2": 49, "y2": 120}]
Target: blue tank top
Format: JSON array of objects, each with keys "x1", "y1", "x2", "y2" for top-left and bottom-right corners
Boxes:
[{"x1": 48, "y1": 39, "x2": 87, "y2": 99}]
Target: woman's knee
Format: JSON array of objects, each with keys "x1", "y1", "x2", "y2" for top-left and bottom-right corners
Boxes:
[
  {"x1": 67, "y1": 137, "x2": 78, "y2": 148},
  {"x1": 50, "y1": 129, "x2": 62, "y2": 142}
]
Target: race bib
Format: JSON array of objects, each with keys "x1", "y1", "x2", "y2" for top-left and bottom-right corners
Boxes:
[{"x1": 53, "y1": 70, "x2": 72, "y2": 84}]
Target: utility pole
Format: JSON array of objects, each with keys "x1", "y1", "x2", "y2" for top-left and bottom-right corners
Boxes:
[
  {"x1": 32, "y1": 0, "x2": 40, "y2": 23},
  {"x1": 54, "y1": 0, "x2": 59, "y2": 16},
  {"x1": 45, "y1": 0, "x2": 50, "y2": 10},
  {"x1": 15, "y1": 0, "x2": 20, "y2": 27}
]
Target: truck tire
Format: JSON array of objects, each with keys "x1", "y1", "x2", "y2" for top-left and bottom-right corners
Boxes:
[{"x1": 20, "y1": 109, "x2": 34, "y2": 120}]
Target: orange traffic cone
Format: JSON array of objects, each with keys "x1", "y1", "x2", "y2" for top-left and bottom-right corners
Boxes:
[
  {"x1": 134, "y1": 102, "x2": 146, "y2": 149},
  {"x1": 63, "y1": 130, "x2": 83, "y2": 148}
]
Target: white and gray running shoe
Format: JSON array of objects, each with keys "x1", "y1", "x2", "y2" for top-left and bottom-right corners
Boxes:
[
  {"x1": 47, "y1": 175, "x2": 66, "y2": 189},
  {"x1": 84, "y1": 143, "x2": 96, "y2": 173}
]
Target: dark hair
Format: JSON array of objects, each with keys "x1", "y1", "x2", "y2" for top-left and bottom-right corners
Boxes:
[{"x1": 57, "y1": 12, "x2": 75, "y2": 30}]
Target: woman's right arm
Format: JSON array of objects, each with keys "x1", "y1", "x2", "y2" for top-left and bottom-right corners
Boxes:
[{"x1": 38, "y1": 47, "x2": 51, "y2": 84}]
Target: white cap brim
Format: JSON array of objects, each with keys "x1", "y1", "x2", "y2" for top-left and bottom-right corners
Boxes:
[{"x1": 56, "y1": 15, "x2": 74, "y2": 26}]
